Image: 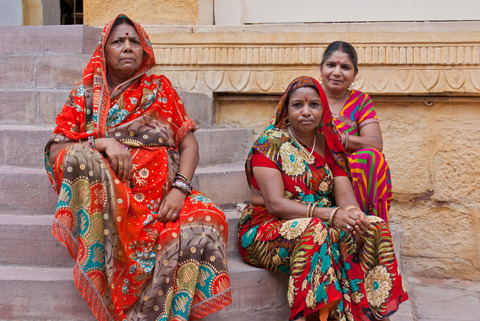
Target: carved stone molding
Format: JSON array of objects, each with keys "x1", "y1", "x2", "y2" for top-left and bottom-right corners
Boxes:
[
  {"x1": 154, "y1": 45, "x2": 480, "y2": 66},
  {"x1": 154, "y1": 68, "x2": 480, "y2": 95},
  {"x1": 148, "y1": 23, "x2": 480, "y2": 95}
]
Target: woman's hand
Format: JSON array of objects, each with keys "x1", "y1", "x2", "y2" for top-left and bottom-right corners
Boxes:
[
  {"x1": 95, "y1": 138, "x2": 132, "y2": 181},
  {"x1": 158, "y1": 188, "x2": 187, "y2": 222},
  {"x1": 333, "y1": 207, "x2": 370, "y2": 236}
]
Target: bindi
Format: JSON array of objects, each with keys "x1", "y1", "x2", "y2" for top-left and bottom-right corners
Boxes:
[
  {"x1": 126, "y1": 32, "x2": 129, "y2": 36},
  {"x1": 337, "y1": 60, "x2": 341, "y2": 65},
  {"x1": 304, "y1": 96, "x2": 308, "y2": 101}
]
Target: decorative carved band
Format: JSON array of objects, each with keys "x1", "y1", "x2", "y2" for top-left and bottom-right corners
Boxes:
[
  {"x1": 152, "y1": 42, "x2": 480, "y2": 94},
  {"x1": 154, "y1": 45, "x2": 480, "y2": 66},
  {"x1": 154, "y1": 68, "x2": 480, "y2": 95}
]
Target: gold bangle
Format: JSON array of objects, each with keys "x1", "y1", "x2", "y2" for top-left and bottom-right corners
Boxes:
[
  {"x1": 345, "y1": 205, "x2": 360, "y2": 211},
  {"x1": 310, "y1": 202, "x2": 315, "y2": 218},
  {"x1": 308, "y1": 202, "x2": 315, "y2": 218},
  {"x1": 328, "y1": 207, "x2": 340, "y2": 227},
  {"x1": 306, "y1": 202, "x2": 313, "y2": 218}
]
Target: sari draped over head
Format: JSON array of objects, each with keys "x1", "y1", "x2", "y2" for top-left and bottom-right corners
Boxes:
[
  {"x1": 44, "y1": 14, "x2": 231, "y2": 321},
  {"x1": 332, "y1": 90, "x2": 392, "y2": 222},
  {"x1": 238, "y1": 76, "x2": 407, "y2": 321}
]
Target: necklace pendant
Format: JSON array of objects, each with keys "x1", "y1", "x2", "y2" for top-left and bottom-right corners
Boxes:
[{"x1": 306, "y1": 157, "x2": 315, "y2": 164}]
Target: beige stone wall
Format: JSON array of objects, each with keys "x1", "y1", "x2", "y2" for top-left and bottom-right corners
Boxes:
[
  {"x1": 145, "y1": 22, "x2": 480, "y2": 281},
  {"x1": 22, "y1": 0, "x2": 42, "y2": 25},
  {"x1": 84, "y1": 0, "x2": 200, "y2": 26}
]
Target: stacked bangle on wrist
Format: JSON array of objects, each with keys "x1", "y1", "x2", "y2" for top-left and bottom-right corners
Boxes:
[
  {"x1": 328, "y1": 207, "x2": 340, "y2": 227},
  {"x1": 172, "y1": 180, "x2": 192, "y2": 195},
  {"x1": 306, "y1": 202, "x2": 315, "y2": 218},
  {"x1": 172, "y1": 172, "x2": 193, "y2": 195},
  {"x1": 343, "y1": 133, "x2": 349, "y2": 151}
]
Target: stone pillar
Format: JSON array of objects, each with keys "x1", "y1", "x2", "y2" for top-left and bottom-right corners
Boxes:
[
  {"x1": 84, "y1": 0, "x2": 202, "y2": 26},
  {"x1": 41, "y1": 0, "x2": 60, "y2": 25},
  {"x1": 214, "y1": 0, "x2": 243, "y2": 25}
]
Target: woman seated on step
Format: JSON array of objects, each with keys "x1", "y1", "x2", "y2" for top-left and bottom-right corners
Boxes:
[
  {"x1": 44, "y1": 14, "x2": 231, "y2": 321},
  {"x1": 320, "y1": 41, "x2": 392, "y2": 222},
  {"x1": 237, "y1": 76, "x2": 408, "y2": 321}
]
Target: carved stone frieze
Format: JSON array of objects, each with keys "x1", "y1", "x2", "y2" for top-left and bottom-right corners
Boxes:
[
  {"x1": 148, "y1": 24, "x2": 480, "y2": 95},
  {"x1": 154, "y1": 68, "x2": 480, "y2": 95}
]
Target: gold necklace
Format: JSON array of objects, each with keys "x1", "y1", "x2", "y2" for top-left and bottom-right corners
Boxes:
[{"x1": 287, "y1": 126, "x2": 316, "y2": 164}]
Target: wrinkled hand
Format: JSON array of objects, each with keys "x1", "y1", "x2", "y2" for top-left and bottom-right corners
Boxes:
[
  {"x1": 158, "y1": 188, "x2": 187, "y2": 222},
  {"x1": 95, "y1": 138, "x2": 132, "y2": 181},
  {"x1": 333, "y1": 207, "x2": 370, "y2": 237}
]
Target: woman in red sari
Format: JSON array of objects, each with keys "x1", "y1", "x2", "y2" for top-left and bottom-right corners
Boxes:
[
  {"x1": 237, "y1": 76, "x2": 407, "y2": 321},
  {"x1": 44, "y1": 14, "x2": 231, "y2": 321}
]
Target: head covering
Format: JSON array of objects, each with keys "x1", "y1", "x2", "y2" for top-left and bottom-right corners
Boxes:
[
  {"x1": 83, "y1": 14, "x2": 155, "y2": 137},
  {"x1": 271, "y1": 76, "x2": 351, "y2": 179},
  {"x1": 246, "y1": 76, "x2": 351, "y2": 185}
]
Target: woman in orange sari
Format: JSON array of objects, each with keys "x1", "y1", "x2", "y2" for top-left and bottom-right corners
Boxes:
[{"x1": 44, "y1": 14, "x2": 231, "y2": 321}]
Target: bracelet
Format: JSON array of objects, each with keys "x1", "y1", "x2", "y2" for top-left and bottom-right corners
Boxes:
[
  {"x1": 344, "y1": 133, "x2": 349, "y2": 151},
  {"x1": 172, "y1": 180, "x2": 192, "y2": 195},
  {"x1": 306, "y1": 202, "x2": 315, "y2": 218},
  {"x1": 88, "y1": 136, "x2": 95, "y2": 149},
  {"x1": 345, "y1": 205, "x2": 360, "y2": 211},
  {"x1": 309, "y1": 202, "x2": 316, "y2": 218},
  {"x1": 328, "y1": 207, "x2": 340, "y2": 227},
  {"x1": 175, "y1": 172, "x2": 191, "y2": 185}
]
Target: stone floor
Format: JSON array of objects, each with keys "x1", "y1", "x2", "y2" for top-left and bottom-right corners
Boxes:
[{"x1": 391, "y1": 276, "x2": 480, "y2": 321}]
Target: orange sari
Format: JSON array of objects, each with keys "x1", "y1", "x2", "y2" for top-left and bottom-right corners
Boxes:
[{"x1": 44, "y1": 14, "x2": 231, "y2": 321}]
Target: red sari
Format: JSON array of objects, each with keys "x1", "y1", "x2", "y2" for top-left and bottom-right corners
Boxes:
[
  {"x1": 44, "y1": 14, "x2": 231, "y2": 321},
  {"x1": 238, "y1": 76, "x2": 407, "y2": 321}
]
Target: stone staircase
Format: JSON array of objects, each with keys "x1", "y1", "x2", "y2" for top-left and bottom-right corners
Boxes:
[
  {"x1": 0, "y1": 25, "x2": 289, "y2": 320},
  {"x1": 0, "y1": 25, "x2": 405, "y2": 321}
]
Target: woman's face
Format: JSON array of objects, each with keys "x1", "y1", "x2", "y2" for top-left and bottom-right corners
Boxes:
[
  {"x1": 105, "y1": 23, "x2": 144, "y2": 81},
  {"x1": 320, "y1": 50, "x2": 357, "y2": 94},
  {"x1": 286, "y1": 87, "x2": 323, "y2": 134}
]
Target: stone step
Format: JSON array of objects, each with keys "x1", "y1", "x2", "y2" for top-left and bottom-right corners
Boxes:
[
  {"x1": 0, "y1": 89, "x2": 70, "y2": 125},
  {"x1": 0, "y1": 25, "x2": 100, "y2": 55},
  {"x1": 0, "y1": 209, "x2": 242, "y2": 268},
  {"x1": 0, "y1": 256, "x2": 289, "y2": 321},
  {"x1": 0, "y1": 90, "x2": 215, "y2": 127},
  {"x1": 0, "y1": 54, "x2": 91, "y2": 91},
  {"x1": 0, "y1": 163, "x2": 248, "y2": 213},
  {"x1": 0, "y1": 125, "x2": 252, "y2": 167}
]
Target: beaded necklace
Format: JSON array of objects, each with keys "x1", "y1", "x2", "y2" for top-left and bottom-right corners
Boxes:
[{"x1": 287, "y1": 126, "x2": 316, "y2": 164}]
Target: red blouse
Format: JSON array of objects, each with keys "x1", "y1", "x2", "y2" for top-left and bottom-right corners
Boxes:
[{"x1": 250, "y1": 145, "x2": 347, "y2": 190}]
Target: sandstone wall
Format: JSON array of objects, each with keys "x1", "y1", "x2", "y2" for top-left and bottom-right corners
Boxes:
[
  {"x1": 145, "y1": 22, "x2": 480, "y2": 281},
  {"x1": 84, "y1": 0, "x2": 201, "y2": 26}
]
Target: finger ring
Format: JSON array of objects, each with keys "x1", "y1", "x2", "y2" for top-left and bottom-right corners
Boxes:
[
  {"x1": 118, "y1": 161, "x2": 124, "y2": 166},
  {"x1": 346, "y1": 224, "x2": 352, "y2": 230},
  {"x1": 172, "y1": 213, "x2": 177, "y2": 217}
]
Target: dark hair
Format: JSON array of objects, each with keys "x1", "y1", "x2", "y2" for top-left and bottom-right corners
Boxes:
[
  {"x1": 285, "y1": 85, "x2": 320, "y2": 112},
  {"x1": 320, "y1": 41, "x2": 358, "y2": 73},
  {"x1": 111, "y1": 15, "x2": 135, "y2": 31}
]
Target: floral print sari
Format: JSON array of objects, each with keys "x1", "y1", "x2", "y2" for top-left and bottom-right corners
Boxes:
[
  {"x1": 44, "y1": 14, "x2": 231, "y2": 321},
  {"x1": 238, "y1": 76, "x2": 407, "y2": 321}
]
